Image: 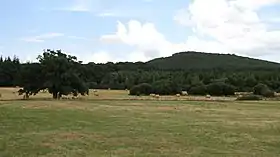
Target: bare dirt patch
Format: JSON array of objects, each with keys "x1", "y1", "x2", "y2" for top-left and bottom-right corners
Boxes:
[
  {"x1": 21, "y1": 101, "x2": 95, "y2": 111},
  {"x1": 40, "y1": 132, "x2": 106, "y2": 148},
  {"x1": 157, "y1": 106, "x2": 178, "y2": 111}
]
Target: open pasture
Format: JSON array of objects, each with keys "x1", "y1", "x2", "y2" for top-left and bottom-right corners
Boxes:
[
  {"x1": 0, "y1": 88, "x2": 280, "y2": 156},
  {"x1": 0, "y1": 88, "x2": 237, "y2": 101}
]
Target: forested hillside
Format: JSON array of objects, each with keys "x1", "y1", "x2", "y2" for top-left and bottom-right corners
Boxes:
[
  {"x1": 147, "y1": 51, "x2": 280, "y2": 70},
  {"x1": 0, "y1": 50, "x2": 280, "y2": 98}
]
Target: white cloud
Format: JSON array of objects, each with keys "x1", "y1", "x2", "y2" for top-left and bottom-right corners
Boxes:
[
  {"x1": 231, "y1": 0, "x2": 279, "y2": 10},
  {"x1": 56, "y1": 0, "x2": 93, "y2": 12},
  {"x1": 96, "y1": 10, "x2": 124, "y2": 17},
  {"x1": 174, "y1": 9, "x2": 192, "y2": 26},
  {"x1": 21, "y1": 33, "x2": 64, "y2": 43},
  {"x1": 97, "y1": 0, "x2": 280, "y2": 63},
  {"x1": 68, "y1": 35, "x2": 88, "y2": 40},
  {"x1": 90, "y1": 51, "x2": 114, "y2": 63},
  {"x1": 89, "y1": 50, "x2": 154, "y2": 63},
  {"x1": 174, "y1": 0, "x2": 280, "y2": 57},
  {"x1": 100, "y1": 20, "x2": 233, "y2": 63},
  {"x1": 34, "y1": 0, "x2": 280, "y2": 63},
  {"x1": 268, "y1": 17, "x2": 280, "y2": 23},
  {"x1": 97, "y1": 12, "x2": 117, "y2": 17}
]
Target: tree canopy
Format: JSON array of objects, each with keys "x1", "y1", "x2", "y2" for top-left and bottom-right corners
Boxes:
[
  {"x1": 15, "y1": 50, "x2": 89, "y2": 99},
  {"x1": 0, "y1": 50, "x2": 279, "y2": 98}
]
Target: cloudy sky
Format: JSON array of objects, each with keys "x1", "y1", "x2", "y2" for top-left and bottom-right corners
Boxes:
[{"x1": 0, "y1": 0, "x2": 280, "y2": 63}]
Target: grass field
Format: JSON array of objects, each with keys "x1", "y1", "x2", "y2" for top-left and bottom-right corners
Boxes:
[{"x1": 0, "y1": 88, "x2": 280, "y2": 156}]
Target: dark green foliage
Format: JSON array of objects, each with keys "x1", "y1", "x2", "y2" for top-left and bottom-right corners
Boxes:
[
  {"x1": 16, "y1": 49, "x2": 89, "y2": 99},
  {"x1": 129, "y1": 80, "x2": 182, "y2": 96},
  {"x1": 276, "y1": 88, "x2": 280, "y2": 93},
  {"x1": 189, "y1": 85, "x2": 207, "y2": 95},
  {"x1": 236, "y1": 95, "x2": 263, "y2": 101},
  {"x1": 0, "y1": 56, "x2": 20, "y2": 86},
  {"x1": 37, "y1": 49, "x2": 89, "y2": 99},
  {"x1": 129, "y1": 83, "x2": 153, "y2": 96},
  {"x1": 17, "y1": 63, "x2": 45, "y2": 97},
  {"x1": 147, "y1": 51, "x2": 280, "y2": 70},
  {"x1": 87, "y1": 82, "x2": 98, "y2": 89},
  {"x1": 253, "y1": 83, "x2": 268, "y2": 95},
  {"x1": 1, "y1": 51, "x2": 280, "y2": 97},
  {"x1": 207, "y1": 82, "x2": 236, "y2": 96},
  {"x1": 259, "y1": 89, "x2": 275, "y2": 98},
  {"x1": 253, "y1": 83, "x2": 275, "y2": 97},
  {"x1": 152, "y1": 80, "x2": 181, "y2": 95}
]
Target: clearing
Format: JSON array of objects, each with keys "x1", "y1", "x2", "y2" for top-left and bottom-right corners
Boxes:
[{"x1": 0, "y1": 89, "x2": 280, "y2": 156}]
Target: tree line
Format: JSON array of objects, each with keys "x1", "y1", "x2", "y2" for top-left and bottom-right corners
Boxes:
[{"x1": 0, "y1": 49, "x2": 280, "y2": 99}]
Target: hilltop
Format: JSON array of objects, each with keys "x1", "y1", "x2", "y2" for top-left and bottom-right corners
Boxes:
[{"x1": 146, "y1": 51, "x2": 280, "y2": 70}]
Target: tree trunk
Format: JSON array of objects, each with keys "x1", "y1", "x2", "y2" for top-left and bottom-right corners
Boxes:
[
  {"x1": 53, "y1": 92, "x2": 58, "y2": 99},
  {"x1": 58, "y1": 93, "x2": 62, "y2": 99}
]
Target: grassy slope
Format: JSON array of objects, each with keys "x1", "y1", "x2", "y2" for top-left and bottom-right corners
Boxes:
[
  {"x1": 1, "y1": 99, "x2": 280, "y2": 157},
  {"x1": 147, "y1": 52, "x2": 280, "y2": 70}
]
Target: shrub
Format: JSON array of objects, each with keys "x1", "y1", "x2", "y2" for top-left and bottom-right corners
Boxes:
[
  {"x1": 253, "y1": 83, "x2": 275, "y2": 97},
  {"x1": 207, "y1": 82, "x2": 235, "y2": 96},
  {"x1": 276, "y1": 87, "x2": 280, "y2": 93},
  {"x1": 238, "y1": 87, "x2": 253, "y2": 93},
  {"x1": 236, "y1": 94, "x2": 263, "y2": 101},
  {"x1": 261, "y1": 90, "x2": 275, "y2": 98},
  {"x1": 181, "y1": 84, "x2": 191, "y2": 91},
  {"x1": 129, "y1": 83, "x2": 153, "y2": 96},
  {"x1": 86, "y1": 82, "x2": 98, "y2": 89},
  {"x1": 253, "y1": 83, "x2": 267, "y2": 95},
  {"x1": 189, "y1": 85, "x2": 207, "y2": 95},
  {"x1": 152, "y1": 80, "x2": 181, "y2": 95}
]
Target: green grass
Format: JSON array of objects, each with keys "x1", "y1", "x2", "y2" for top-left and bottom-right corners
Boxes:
[{"x1": 0, "y1": 100, "x2": 280, "y2": 157}]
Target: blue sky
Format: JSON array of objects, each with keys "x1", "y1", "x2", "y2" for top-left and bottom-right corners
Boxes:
[{"x1": 0, "y1": 0, "x2": 280, "y2": 63}]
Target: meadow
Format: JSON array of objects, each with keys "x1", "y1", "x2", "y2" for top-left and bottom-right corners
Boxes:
[{"x1": 0, "y1": 88, "x2": 280, "y2": 156}]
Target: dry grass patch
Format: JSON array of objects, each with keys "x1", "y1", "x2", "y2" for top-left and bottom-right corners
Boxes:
[
  {"x1": 1, "y1": 96, "x2": 280, "y2": 156},
  {"x1": 157, "y1": 106, "x2": 177, "y2": 111},
  {"x1": 20, "y1": 100, "x2": 100, "y2": 111}
]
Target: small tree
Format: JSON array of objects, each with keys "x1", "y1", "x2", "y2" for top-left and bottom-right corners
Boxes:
[
  {"x1": 207, "y1": 82, "x2": 235, "y2": 96},
  {"x1": 189, "y1": 85, "x2": 207, "y2": 95},
  {"x1": 276, "y1": 87, "x2": 280, "y2": 93},
  {"x1": 253, "y1": 83, "x2": 275, "y2": 97},
  {"x1": 129, "y1": 83, "x2": 153, "y2": 96},
  {"x1": 152, "y1": 80, "x2": 181, "y2": 95},
  {"x1": 87, "y1": 82, "x2": 98, "y2": 89}
]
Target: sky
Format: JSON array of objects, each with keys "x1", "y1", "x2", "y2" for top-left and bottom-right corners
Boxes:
[{"x1": 0, "y1": 0, "x2": 280, "y2": 63}]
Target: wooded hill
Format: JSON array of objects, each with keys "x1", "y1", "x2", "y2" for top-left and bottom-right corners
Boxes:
[
  {"x1": 147, "y1": 51, "x2": 280, "y2": 70},
  {"x1": 0, "y1": 50, "x2": 280, "y2": 98}
]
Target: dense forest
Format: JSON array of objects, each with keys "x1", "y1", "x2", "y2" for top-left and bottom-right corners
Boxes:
[{"x1": 0, "y1": 50, "x2": 280, "y2": 98}]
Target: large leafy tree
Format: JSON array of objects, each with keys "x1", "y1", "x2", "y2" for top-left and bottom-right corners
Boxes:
[
  {"x1": 18, "y1": 49, "x2": 89, "y2": 99},
  {"x1": 18, "y1": 63, "x2": 45, "y2": 98},
  {"x1": 37, "y1": 49, "x2": 89, "y2": 99}
]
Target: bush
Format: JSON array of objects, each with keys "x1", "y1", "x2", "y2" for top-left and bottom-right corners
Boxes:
[
  {"x1": 181, "y1": 84, "x2": 191, "y2": 91},
  {"x1": 253, "y1": 83, "x2": 275, "y2": 97},
  {"x1": 189, "y1": 85, "x2": 207, "y2": 95},
  {"x1": 86, "y1": 82, "x2": 98, "y2": 89},
  {"x1": 207, "y1": 82, "x2": 235, "y2": 96},
  {"x1": 236, "y1": 94, "x2": 263, "y2": 101},
  {"x1": 261, "y1": 90, "x2": 275, "y2": 98},
  {"x1": 152, "y1": 80, "x2": 181, "y2": 95},
  {"x1": 129, "y1": 83, "x2": 153, "y2": 96},
  {"x1": 238, "y1": 87, "x2": 253, "y2": 93},
  {"x1": 276, "y1": 87, "x2": 280, "y2": 93},
  {"x1": 253, "y1": 83, "x2": 267, "y2": 95}
]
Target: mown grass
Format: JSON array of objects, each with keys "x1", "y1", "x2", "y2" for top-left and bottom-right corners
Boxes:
[
  {"x1": 0, "y1": 99, "x2": 280, "y2": 157},
  {"x1": 0, "y1": 88, "x2": 237, "y2": 101}
]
